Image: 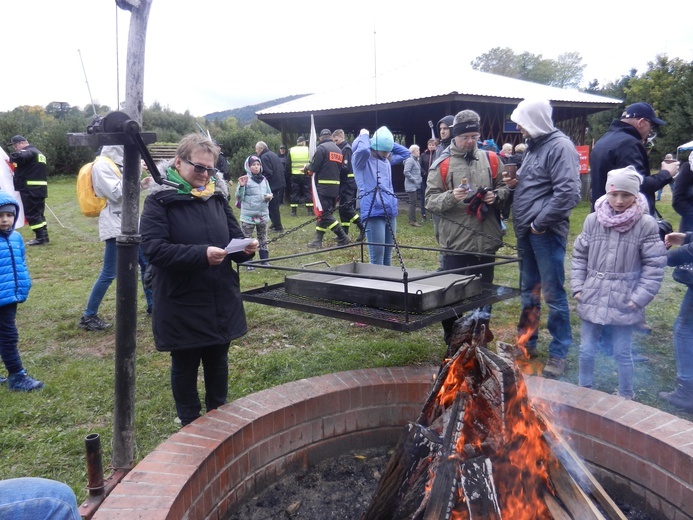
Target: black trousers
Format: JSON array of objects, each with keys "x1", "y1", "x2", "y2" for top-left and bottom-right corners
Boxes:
[
  {"x1": 290, "y1": 175, "x2": 312, "y2": 208},
  {"x1": 20, "y1": 190, "x2": 47, "y2": 229},
  {"x1": 441, "y1": 253, "x2": 495, "y2": 345},
  {"x1": 338, "y1": 180, "x2": 358, "y2": 226},
  {"x1": 268, "y1": 188, "x2": 284, "y2": 230},
  {"x1": 316, "y1": 196, "x2": 339, "y2": 233},
  {"x1": 170, "y1": 344, "x2": 229, "y2": 425}
]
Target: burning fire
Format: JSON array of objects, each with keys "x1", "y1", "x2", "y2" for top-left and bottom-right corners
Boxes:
[{"x1": 431, "y1": 342, "x2": 555, "y2": 519}]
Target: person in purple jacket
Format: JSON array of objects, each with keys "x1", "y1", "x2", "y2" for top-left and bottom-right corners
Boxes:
[{"x1": 351, "y1": 127, "x2": 410, "y2": 265}]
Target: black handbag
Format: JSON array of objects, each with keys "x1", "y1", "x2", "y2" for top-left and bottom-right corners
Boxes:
[
  {"x1": 673, "y1": 263, "x2": 693, "y2": 286},
  {"x1": 654, "y1": 209, "x2": 673, "y2": 242}
]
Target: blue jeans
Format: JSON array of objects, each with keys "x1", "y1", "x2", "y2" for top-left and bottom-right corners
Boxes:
[
  {"x1": 516, "y1": 232, "x2": 572, "y2": 358},
  {"x1": 579, "y1": 320, "x2": 634, "y2": 399},
  {"x1": 84, "y1": 238, "x2": 117, "y2": 317},
  {"x1": 170, "y1": 344, "x2": 230, "y2": 425},
  {"x1": 0, "y1": 303, "x2": 22, "y2": 375},
  {"x1": 0, "y1": 477, "x2": 80, "y2": 519},
  {"x1": 674, "y1": 287, "x2": 693, "y2": 383},
  {"x1": 364, "y1": 216, "x2": 397, "y2": 266}
]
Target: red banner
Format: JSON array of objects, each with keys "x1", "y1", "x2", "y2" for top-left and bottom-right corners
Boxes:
[{"x1": 576, "y1": 145, "x2": 590, "y2": 174}]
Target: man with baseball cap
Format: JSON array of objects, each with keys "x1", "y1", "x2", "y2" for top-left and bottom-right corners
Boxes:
[
  {"x1": 7, "y1": 135, "x2": 50, "y2": 245},
  {"x1": 590, "y1": 102, "x2": 678, "y2": 215}
]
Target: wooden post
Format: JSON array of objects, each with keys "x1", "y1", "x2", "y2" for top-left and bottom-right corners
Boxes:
[{"x1": 118, "y1": 0, "x2": 154, "y2": 126}]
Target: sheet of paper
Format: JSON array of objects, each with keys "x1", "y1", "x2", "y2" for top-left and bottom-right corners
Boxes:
[{"x1": 225, "y1": 238, "x2": 254, "y2": 254}]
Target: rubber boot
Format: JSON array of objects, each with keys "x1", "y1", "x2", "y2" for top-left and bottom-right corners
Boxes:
[
  {"x1": 307, "y1": 206, "x2": 313, "y2": 215},
  {"x1": 354, "y1": 219, "x2": 366, "y2": 242},
  {"x1": 291, "y1": 207, "x2": 297, "y2": 217},
  {"x1": 334, "y1": 226, "x2": 351, "y2": 246},
  {"x1": 659, "y1": 379, "x2": 693, "y2": 413},
  {"x1": 259, "y1": 249, "x2": 269, "y2": 266},
  {"x1": 28, "y1": 227, "x2": 49, "y2": 246},
  {"x1": 307, "y1": 230, "x2": 325, "y2": 248}
]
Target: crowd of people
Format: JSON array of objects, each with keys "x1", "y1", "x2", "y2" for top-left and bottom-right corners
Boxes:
[{"x1": 2, "y1": 99, "x2": 692, "y2": 509}]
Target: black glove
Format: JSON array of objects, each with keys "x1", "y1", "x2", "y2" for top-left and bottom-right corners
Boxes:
[{"x1": 464, "y1": 187, "x2": 489, "y2": 222}]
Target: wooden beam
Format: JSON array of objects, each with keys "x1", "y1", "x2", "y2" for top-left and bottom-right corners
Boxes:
[
  {"x1": 540, "y1": 418, "x2": 628, "y2": 520},
  {"x1": 548, "y1": 456, "x2": 606, "y2": 520}
]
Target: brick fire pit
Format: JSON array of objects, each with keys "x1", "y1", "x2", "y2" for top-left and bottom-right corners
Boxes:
[{"x1": 90, "y1": 367, "x2": 693, "y2": 520}]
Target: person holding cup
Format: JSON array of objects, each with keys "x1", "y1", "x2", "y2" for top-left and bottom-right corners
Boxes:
[{"x1": 425, "y1": 109, "x2": 508, "y2": 345}]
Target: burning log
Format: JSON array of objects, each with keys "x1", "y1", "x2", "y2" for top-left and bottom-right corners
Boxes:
[{"x1": 362, "y1": 313, "x2": 626, "y2": 520}]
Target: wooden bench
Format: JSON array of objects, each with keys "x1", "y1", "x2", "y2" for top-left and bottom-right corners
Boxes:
[{"x1": 147, "y1": 144, "x2": 177, "y2": 162}]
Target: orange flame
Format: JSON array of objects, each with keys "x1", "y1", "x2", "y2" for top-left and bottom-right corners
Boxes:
[{"x1": 432, "y1": 340, "x2": 554, "y2": 519}]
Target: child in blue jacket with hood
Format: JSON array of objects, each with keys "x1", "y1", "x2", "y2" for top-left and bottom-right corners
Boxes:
[
  {"x1": 235, "y1": 155, "x2": 272, "y2": 269},
  {"x1": 0, "y1": 192, "x2": 44, "y2": 391},
  {"x1": 352, "y1": 127, "x2": 410, "y2": 265}
]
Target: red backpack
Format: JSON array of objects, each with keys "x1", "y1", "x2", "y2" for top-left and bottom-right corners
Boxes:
[{"x1": 438, "y1": 151, "x2": 499, "y2": 188}]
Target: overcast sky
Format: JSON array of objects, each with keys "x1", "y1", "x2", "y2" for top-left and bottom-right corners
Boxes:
[{"x1": 3, "y1": 0, "x2": 692, "y2": 117}]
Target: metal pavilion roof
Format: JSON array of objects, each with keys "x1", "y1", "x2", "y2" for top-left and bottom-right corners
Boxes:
[{"x1": 257, "y1": 66, "x2": 621, "y2": 116}]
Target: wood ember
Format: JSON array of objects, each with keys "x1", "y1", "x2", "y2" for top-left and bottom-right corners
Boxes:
[{"x1": 362, "y1": 313, "x2": 626, "y2": 520}]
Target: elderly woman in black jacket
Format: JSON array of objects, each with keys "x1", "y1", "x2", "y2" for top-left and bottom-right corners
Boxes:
[{"x1": 141, "y1": 134, "x2": 258, "y2": 426}]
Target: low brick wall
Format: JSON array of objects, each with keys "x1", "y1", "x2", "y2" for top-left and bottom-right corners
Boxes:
[{"x1": 90, "y1": 367, "x2": 693, "y2": 520}]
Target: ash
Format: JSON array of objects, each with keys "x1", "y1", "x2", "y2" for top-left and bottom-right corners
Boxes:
[
  {"x1": 225, "y1": 446, "x2": 390, "y2": 519},
  {"x1": 225, "y1": 446, "x2": 657, "y2": 520}
]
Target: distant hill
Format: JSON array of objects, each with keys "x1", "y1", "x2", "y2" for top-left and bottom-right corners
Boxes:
[{"x1": 204, "y1": 94, "x2": 310, "y2": 124}]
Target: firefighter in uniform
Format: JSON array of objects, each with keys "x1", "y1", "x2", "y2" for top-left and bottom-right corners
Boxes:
[
  {"x1": 332, "y1": 129, "x2": 364, "y2": 239},
  {"x1": 8, "y1": 135, "x2": 49, "y2": 245},
  {"x1": 287, "y1": 136, "x2": 312, "y2": 215},
  {"x1": 305, "y1": 130, "x2": 351, "y2": 248}
]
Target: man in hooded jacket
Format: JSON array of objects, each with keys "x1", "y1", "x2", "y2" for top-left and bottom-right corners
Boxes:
[
  {"x1": 434, "y1": 115, "x2": 454, "y2": 160},
  {"x1": 507, "y1": 99, "x2": 581, "y2": 377}
]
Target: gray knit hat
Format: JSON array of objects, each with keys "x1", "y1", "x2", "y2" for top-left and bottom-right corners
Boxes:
[{"x1": 606, "y1": 165, "x2": 642, "y2": 196}]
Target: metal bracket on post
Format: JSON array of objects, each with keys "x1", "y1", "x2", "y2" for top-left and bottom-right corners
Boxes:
[{"x1": 68, "y1": 112, "x2": 158, "y2": 514}]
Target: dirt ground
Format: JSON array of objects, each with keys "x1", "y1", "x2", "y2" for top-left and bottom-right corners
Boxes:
[{"x1": 225, "y1": 446, "x2": 657, "y2": 520}]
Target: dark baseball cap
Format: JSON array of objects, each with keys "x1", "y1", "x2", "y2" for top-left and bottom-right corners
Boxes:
[
  {"x1": 297, "y1": 135, "x2": 306, "y2": 143},
  {"x1": 8, "y1": 135, "x2": 27, "y2": 145},
  {"x1": 621, "y1": 102, "x2": 666, "y2": 126},
  {"x1": 319, "y1": 129, "x2": 332, "y2": 137}
]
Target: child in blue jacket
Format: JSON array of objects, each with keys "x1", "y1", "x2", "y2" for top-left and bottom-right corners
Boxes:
[
  {"x1": 0, "y1": 192, "x2": 44, "y2": 391},
  {"x1": 235, "y1": 156, "x2": 272, "y2": 270}
]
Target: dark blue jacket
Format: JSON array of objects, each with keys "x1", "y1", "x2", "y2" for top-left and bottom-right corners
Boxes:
[
  {"x1": 673, "y1": 161, "x2": 693, "y2": 232},
  {"x1": 590, "y1": 120, "x2": 672, "y2": 215}
]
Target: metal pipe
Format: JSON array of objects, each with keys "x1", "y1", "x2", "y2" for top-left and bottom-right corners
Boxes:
[
  {"x1": 85, "y1": 433, "x2": 105, "y2": 496},
  {"x1": 112, "y1": 140, "x2": 140, "y2": 470}
]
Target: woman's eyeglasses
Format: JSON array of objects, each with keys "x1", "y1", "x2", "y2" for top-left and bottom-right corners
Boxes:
[{"x1": 184, "y1": 158, "x2": 216, "y2": 175}]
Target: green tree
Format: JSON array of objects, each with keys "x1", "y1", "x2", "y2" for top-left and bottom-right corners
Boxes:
[
  {"x1": 471, "y1": 47, "x2": 585, "y2": 88},
  {"x1": 586, "y1": 55, "x2": 693, "y2": 165}
]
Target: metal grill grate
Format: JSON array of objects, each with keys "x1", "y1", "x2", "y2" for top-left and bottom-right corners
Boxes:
[{"x1": 242, "y1": 283, "x2": 520, "y2": 332}]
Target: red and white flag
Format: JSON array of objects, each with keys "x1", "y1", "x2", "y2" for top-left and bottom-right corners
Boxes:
[{"x1": 0, "y1": 147, "x2": 25, "y2": 228}]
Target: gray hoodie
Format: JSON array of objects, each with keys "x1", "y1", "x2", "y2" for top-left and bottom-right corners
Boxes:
[{"x1": 510, "y1": 99, "x2": 581, "y2": 239}]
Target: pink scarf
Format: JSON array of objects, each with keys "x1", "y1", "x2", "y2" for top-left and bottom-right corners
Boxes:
[{"x1": 594, "y1": 193, "x2": 647, "y2": 233}]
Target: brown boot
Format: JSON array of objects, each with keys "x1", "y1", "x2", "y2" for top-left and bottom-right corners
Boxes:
[{"x1": 542, "y1": 357, "x2": 567, "y2": 377}]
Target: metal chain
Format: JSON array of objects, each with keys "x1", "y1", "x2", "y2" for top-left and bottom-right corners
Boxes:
[
  {"x1": 265, "y1": 215, "x2": 317, "y2": 245},
  {"x1": 265, "y1": 175, "x2": 518, "y2": 255}
]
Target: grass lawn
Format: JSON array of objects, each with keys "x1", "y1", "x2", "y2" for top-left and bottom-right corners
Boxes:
[{"x1": 0, "y1": 177, "x2": 689, "y2": 503}]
